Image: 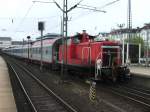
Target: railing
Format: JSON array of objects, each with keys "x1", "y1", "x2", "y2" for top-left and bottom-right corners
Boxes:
[{"x1": 95, "y1": 52, "x2": 102, "y2": 80}]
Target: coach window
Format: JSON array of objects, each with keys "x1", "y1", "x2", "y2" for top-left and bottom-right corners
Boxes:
[
  {"x1": 39, "y1": 48, "x2": 41, "y2": 54},
  {"x1": 34, "y1": 48, "x2": 36, "y2": 54},
  {"x1": 35, "y1": 48, "x2": 37, "y2": 54},
  {"x1": 34, "y1": 48, "x2": 35, "y2": 53},
  {"x1": 45, "y1": 47, "x2": 48, "y2": 54},
  {"x1": 36, "y1": 48, "x2": 38, "y2": 54},
  {"x1": 37, "y1": 48, "x2": 39, "y2": 54},
  {"x1": 32, "y1": 48, "x2": 34, "y2": 54},
  {"x1": 48, "y1": 47, "x2": 51, "y2": 55}
]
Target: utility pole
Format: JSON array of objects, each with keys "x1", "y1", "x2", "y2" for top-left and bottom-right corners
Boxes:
[
  {"x1": 62, "y1": 0, "x2": 68, "y2": 78},
  {"x1": 53, "y1": 0, "x2": 85, "y2": 81},
  {"x1": 117, "y1": 24, "x2": 125, "y2": 65},
  {"x1": 127, "y1": 0, "x2": 132, "y2": 42},
  {"x1": 127, "y1": 0, "x2": 132, "y2": 64}
]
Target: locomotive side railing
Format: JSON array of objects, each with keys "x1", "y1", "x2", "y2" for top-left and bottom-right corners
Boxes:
[
  {"x1": 102, "y1": 51, "x2": 119, "y2": 67},
  {"x1": 95, "y1": 46, "x2": 121, "y2": 80},
  {"x1": 95, "y1": 52, "x2": 102, "y2": 80}
]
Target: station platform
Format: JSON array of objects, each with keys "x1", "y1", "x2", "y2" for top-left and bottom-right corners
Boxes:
[
  {"x1": 0, "y1": 56, "x2": 17, "y2": 112},
  {"x1": 130, "y1": 66, "x2": 150, "y2": 78}
]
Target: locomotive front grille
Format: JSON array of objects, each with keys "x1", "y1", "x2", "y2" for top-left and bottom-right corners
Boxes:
[{"x1": 102, "y1": 46, "x2": 120, "y2": 67}]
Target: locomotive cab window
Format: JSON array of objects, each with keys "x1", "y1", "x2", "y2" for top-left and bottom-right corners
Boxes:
[
  {"x1": 102, "y1": 46, "x2": 120, "y2": 67},
  {"x1": 72, "y1": 38, "x2": 79, "y2": 44}
]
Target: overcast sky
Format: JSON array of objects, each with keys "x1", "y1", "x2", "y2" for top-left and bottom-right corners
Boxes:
[{"x1": 0, "y1": 0, "x2": 150, "y2": 41}]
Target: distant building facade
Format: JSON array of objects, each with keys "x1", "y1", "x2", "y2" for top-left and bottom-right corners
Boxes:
[
  {"x1": 108, "y1": 24, "x2": 150, "y2": 46},
  {"x1": 109, "y1": 28, "x2": 138, "y2": 42},
  {"x1": 140, "y1": 24, "x2": 150, "y2": 46},
  {"x1": 140, "y1": 24, "x2": 150, "y2": 57},
  {"x1": 0, "y1": 37, "x2": 24, "y2": 50},
  {"x1": 108, "y1": 24, "x2": 150, "y2": 60},
  {"x1": 11, "y1": 41, "x2": 23, "y2": 47},
  {"x1": 0, "y1": 37, "x2": 11, "y2": 49}
]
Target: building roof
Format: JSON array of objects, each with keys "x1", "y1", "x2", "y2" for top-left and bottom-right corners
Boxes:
[
  {"x1": 110, "y1": 28, "x2": 140, "y2": 34},
  {"x1": 141, "y1": 23, "x2": 150, "y2": 29},
  {"x1": 0, "y1": 37, "x2": 11, "y2": 41},
  {"x1": 36, "y1": 33, "x2": 62, "y2": 40},
  {"x1": 11, "y1": 41, "x2": 23, "y2": 45}
]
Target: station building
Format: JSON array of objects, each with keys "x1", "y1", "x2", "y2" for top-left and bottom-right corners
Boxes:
[
  {"x1": 0, "y1": 37, "x2": 23, "y2": 50},
  {"x1": 105, "y1": 23, "x2": 150, "y2": 63},
  {"x1": 11, "y1": 41, "x2": 24, "y2": 47},
  {"x1": 0, "y1": 37, "x2": 11, "y2": 50}
]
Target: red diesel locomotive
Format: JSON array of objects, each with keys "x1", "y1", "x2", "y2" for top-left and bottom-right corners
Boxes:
[{"x1": 58, "y1": 31, "x2": 130, "y2": 81}]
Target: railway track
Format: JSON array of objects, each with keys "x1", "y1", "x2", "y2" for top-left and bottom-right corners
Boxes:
[
  {"x1": 105, "y1": 84, "x2": 150, "y2": 108},
  {"x1": 5, "y1": 55, "x2": 150, "y2": 111},
  {"x1": 123, "y1": 84, "x2": 150, "y2": 94},
  {"x1": 7, "y1": 60, "x2": 78, "y2": 112}
]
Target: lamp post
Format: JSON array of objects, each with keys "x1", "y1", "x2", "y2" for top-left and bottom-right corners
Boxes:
[{"x1": 27, "y1": 36, "x2": 31, "y2": 61}]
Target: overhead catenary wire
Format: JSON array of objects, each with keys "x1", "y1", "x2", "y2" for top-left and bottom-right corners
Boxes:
[
  {"x1": 67, "y1": 0, "x2": 84, "y2": 12},
  {"x1": 14, "y1": 2, "x2": 35, "y2": 32},
  {"x1": 70, "y1": 0, "x2": 121, "y2": 22},
  {"x1": 53, "y1": 0, "x2": 63, "y2": 12},
  {"x1": 78, "y1": 0, "x2": 120, "y2": 12},
  {"x1": 77, "y1": 6, "x2": 106, "y2": 13},
  {"x1": 13, "y1": 0, "x2": 121, "y2": 38},
  {"x1": 32, "y1": 1, "x2": 54, "y2": 4},
  {"x1": 12, "y1": 1, "x2": 55, "y2": 37},
  {"x1": 98, "y1": 0, "x2": 120, "y2": 9}
]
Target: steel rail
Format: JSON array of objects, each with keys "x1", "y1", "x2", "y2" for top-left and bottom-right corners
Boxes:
[
  {"x1": 8, "y1": 63, "x2": 38, "y2": 112},
  {"x1": 115, "y1": 87, "x2": 150, "y2": 101},
  {"x1": 124, "y1": 84, "x2": 150, "y2": 93},
  {"x1": 13, "y1": 60, "x2": 78, "y2": 112},
  {"x1": 118, "y1": 85, "x2": 150, "y2": 97},
  {"x1": 108, "y1": 87, "x2": 150, "y2": 108}
]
